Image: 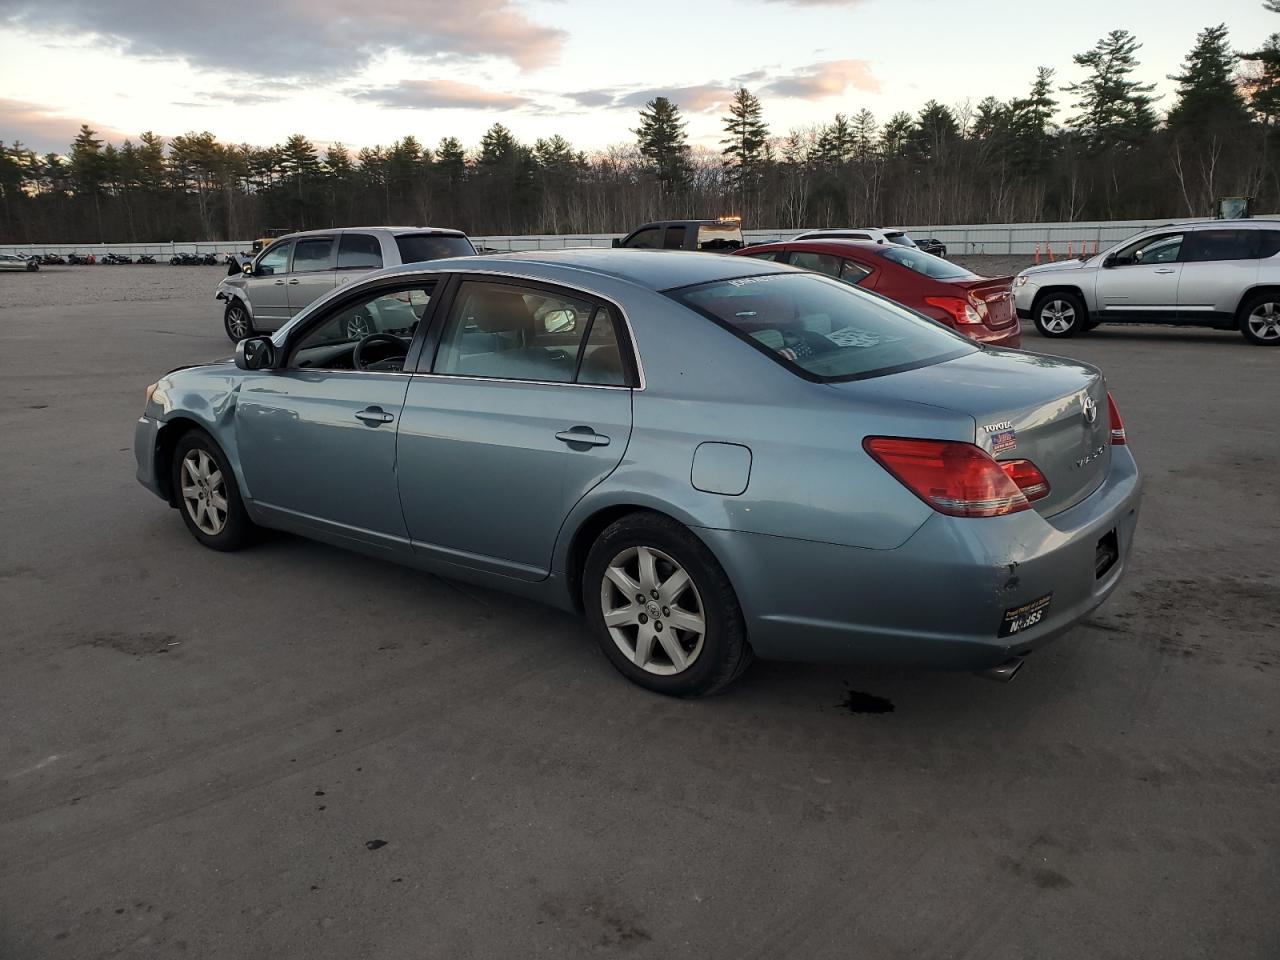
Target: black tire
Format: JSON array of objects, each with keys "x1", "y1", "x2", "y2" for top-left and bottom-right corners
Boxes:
[
  {"x1": 223, "y1": 301, "x2": 255, "y2": 342},
  {"x1": 583, "y1": 512, "x2": 753, "y2": 697},
  {"x1": 1032, "y1": 291, "x2": 1086, "y2": 338},
  {"x1": 170, "y1": 430, "x2": 255, "y2": 551},
  {"x1": 1238, "y1": 291, "x2": 1280, "y2": 346}
]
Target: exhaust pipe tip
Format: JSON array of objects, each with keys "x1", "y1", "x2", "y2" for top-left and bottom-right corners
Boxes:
[{"x1": 976, "y1": 656, "x2": 1024, "y2": 683}]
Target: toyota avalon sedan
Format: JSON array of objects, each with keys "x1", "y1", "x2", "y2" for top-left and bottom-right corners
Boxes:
[{"x1": 135, "y1": 250, "x2": 1140, "y2": 696}]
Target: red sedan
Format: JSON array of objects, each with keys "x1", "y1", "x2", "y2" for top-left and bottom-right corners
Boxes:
[{"x1": 733, "y1": 239, "x2": 1021, "y2": 348}]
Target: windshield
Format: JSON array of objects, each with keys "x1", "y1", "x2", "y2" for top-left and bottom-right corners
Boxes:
[
  {"x1": 667, "y1": 272, "x2": 974, "y2": 382},
  {"x1": 878, "y1": 246, "x2": 977, "y2": 280},
  {"x1": 395, "y1": 234, "x2": 476, "y2": 263}
]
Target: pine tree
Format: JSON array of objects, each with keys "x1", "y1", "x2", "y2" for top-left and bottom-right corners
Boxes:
[
  {"x1": 634, "y1": 96, "x2": 692, "y2": 188},
  {"x1": 479, "y1": 124, "x2": 518, "y2": 167},
  {"x1": 907, "y1": 101, "x2": 959, "y2": 162},
  {"x1": 1167, "y1": 24, "x2": 1250, "y2": 133},
  {"x1": 1063, "y1": 30, "x2": 1159, "y2": 149},
  {"x1": 816, "y1": 113, "x2": 855, "y2": 165},
  {"x1": 1010, "y1": 67, "x2": 1058, "y2": 174},
  {"x1": 435, "y1": 137, "x2": 467, "y2": 185},
  {"x1": 850, "y1": 109, "x2": 877, "y2": 160},
  {"x1": 1241, "y1": 33, "x2": 1280, "y2": 124},
  {"x1": 720, "y1": 87, "x2": 770, "y2": 182},
  {"x1": 879, "y1": 112, "x2": 913, "y2": 156}
]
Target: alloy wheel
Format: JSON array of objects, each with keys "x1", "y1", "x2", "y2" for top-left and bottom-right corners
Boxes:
[
  {"x1": 180, "y1": 449, "x2": 228, "y2": 536},
  {"x1": 345, "y1": 315, "x2": 371, "y2": 339},
  {"x1": 1247, "y1": 301, "x2": 1280, "y2": 341},
  {"x1": 1040, "y1": 299, "x2": 1076, "y2": 334},
  {"x1": 600, "y1": 545, "x2": 706, "y2": 675},
  {"x1": 226, "y1": 305, "x2": 249, "y2": 339}
]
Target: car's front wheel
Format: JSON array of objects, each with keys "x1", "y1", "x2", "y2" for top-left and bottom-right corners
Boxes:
[
  {"x1": 171, "y1": 430, "x2": 255, "y2": 551},
  {"x1": 223, "y1": 301, "x2": 254, "y2": 342},
  {"x1": 1032, "y1": 292, "x2": 1086, "y2": 338},
  {"x1": 1239, "y1": 293, "x2": 1280, "y2": 346},
  {"x1": 584, "y1": 512, "x2": 752, "y2": 697}
]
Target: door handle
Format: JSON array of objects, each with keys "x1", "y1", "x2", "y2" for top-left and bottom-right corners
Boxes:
[
  {"x1": 274, "y1": 279, "x2": 285, "y2": 285},
  {"x1": 355, "y1": 406, "x2": 395, "y2": 425},
  {"x1": 1154, "y1": 268, "x2": 1175, "y2": 274},
  {"x1": 556, "y1": 427, "x2": 610, "y2": 447},
  {"x1": 287, "y1": 278, "x2": 300, "y2": 285}
]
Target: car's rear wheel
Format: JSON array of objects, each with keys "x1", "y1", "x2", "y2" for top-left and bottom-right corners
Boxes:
[
  {"x1": 171, "y1": 430, "x2": 255, "y2": 551},
  {"x1": 223, "y1": 301, "x2": 254, "y2": 342},
  {"x1": 1033, "y1": 292, "x2": 1085, "y2": 338},
  {"x1": 1239, "y1": 293, "x2": 1280, "y2": 346},
  {"x1": 584, "y1": 512, "x2": 752, "y2": 697}
]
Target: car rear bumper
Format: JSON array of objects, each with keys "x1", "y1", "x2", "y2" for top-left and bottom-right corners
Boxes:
[
  {"x1": 969, "y1": 325, "x2": 1021, "y2": 348},
  {"x1": 699, "y1": 446, "x2": 1141, "y2": 670}
]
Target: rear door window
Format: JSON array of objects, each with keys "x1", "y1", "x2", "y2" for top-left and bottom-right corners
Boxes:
[
  {"x1": 338, "y1": 233, "x2": 384, "y2": 269},
  {"x1": 395, "y1": 233, "x2": 475, "y2": 263},
  {"x1": 1259, "y1": 231, "x2": 1280, "y2": 259},
  {"x1": 668, "y1": 272, "x2": 973, "y2": 382},
  {"x1": 790, "y1": 251, "x2": 843, "y2": 279},
  {"x1": 1181, "y1": 230, "x2": 1259, "y2": 262},
  {"x1": 291, "y1": 237, "x2": 336, "y2": 273},
  {"x1": 662, "y1": 226, "x2": 686, "y2": 249},
  {"x1": 840, "y1": 260, "x2": 873, "y2": 286}
]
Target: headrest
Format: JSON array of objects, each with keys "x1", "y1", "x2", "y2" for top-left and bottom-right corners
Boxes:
[{"x1": 466, "y1": 289, "x2": 534, "y2": 333}]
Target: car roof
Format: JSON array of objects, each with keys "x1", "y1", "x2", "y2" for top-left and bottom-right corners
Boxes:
[
  {"x1": 379, "y1": 248, "x2": 791, "y2": 292},
  {"x1": 281, "y1": 226, "x2": 468, "y2": 239},
  {"x1": 747, "y1": 238, "x2": 888, "y2": 255}
]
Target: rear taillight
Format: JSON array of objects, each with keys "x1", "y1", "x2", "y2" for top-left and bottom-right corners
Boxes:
[
  {"x1": 1107, "y1": 392, "x2": 1126, "y2": 445},
  {"x1": 863, "y1": 437, "x2": 1032, "y2": 518},
  {"x1": 999, "y1": 459, "x2": 1051, "y2": 502},
  {"x1": 923, "y1": 295, "x2": 985, "y2": 325}
]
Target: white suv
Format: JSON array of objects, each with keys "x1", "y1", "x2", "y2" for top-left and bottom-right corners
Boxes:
[
  {"x1": 791, "y1": 228, "x2": 918, "y2": 248},
  {"x1": 217, "y1": 226, "x2": 474, "y2": 341},
  {"x1": 1014, "y1": 220, "x2": 1280, "y2": 346}
]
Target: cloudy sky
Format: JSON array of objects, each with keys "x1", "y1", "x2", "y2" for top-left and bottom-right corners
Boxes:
[{"x1": 0, "y1": 0, "x2": 1274, "y2": 155}]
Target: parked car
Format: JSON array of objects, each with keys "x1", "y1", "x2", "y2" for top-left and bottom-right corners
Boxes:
[
  {"x1": 137, "y1": 249, "x2": 1140, "y2": 696},
  {"x1": 613, "y1": 218, "x2": 744, "y2": 253},
  {"x1": 41, "y1": 253, "x2": 67, "y2": 265},
  {"x1": 735, "y1": 239, "x2": 1021, "y2": 347},
  {"x1": 791, "y1": 228, "x2": 918, "y2": 248},
  {"x1": 1014, "y1": 219, "x2": 1280, "y2": 345},
  {"x1": 217, "y1": 226, "x2": 476, "y2": 341},
  {"x1": 0, "y1": 253, "x2": 39, "y2": 272},
  {"x1": 916, "y1": 237, "x2": 948, "y2": 257}
]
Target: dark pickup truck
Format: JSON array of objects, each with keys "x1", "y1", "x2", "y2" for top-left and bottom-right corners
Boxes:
[{"x1": 613, "y1": 218, "x2": 745, "y2": 253}]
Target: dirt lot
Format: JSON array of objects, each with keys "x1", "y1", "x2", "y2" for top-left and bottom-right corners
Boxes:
[{"x1": 1, "y1": 265, "x2": 1277, "y2": 959}]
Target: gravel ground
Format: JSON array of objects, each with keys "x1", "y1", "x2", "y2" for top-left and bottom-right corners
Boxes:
[{"x1": 2, "y1": 262, "x2": 1277, "y2": 960}]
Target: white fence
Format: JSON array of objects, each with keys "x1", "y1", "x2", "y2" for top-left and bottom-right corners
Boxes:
[{"x1": 3, "y1": 216, "x2": 1273, "y2": 260}]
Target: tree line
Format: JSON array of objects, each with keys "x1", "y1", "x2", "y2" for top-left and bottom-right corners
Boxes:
[{"x1": 1, "y1": 20, "x2": 1277, "y2": 244}]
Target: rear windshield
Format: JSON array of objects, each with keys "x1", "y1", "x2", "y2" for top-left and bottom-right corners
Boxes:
[
  {"x1": 696, "y1": 224, "x2": 744, "y2": 252},
  {"x1": 878, "y1": 246, "x2": 976, "y2": 280},
  {"x1": 395, "y1": 233, "x2": 476, "y2": 263},
  {"x1": 884, "y1": 232, "x2": 915, "y2": 247},
  {"x1": 668, "y1": 272, "x2": 973, "y2": 382}
]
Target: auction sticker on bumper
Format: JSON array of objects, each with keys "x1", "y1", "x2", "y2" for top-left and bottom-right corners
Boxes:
[{"x1": 999, "y1": 593, "x2": 1053, "y2": 638}]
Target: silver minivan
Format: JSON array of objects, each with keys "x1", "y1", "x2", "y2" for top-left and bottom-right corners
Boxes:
[
  {"x1": 1014, "y1": 219, "x2": 1280, "y2": 345},
  {"x1": 216, "y1": 226, "x2": 475, "y2": 341}
]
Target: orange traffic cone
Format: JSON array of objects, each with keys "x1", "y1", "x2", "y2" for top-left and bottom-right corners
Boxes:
[
  {"x1": 1047, "y1": 243, "x2": 1055, "y2": 262},
  {"x1": 1067, "y1": 241, "x2": 1074, "y2": 258},
  {"x1": 1034, "y1": 243, "x2": 1041, "y2": 265}
]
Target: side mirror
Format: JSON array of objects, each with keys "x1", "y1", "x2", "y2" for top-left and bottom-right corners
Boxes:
[
  {"x1": 611, "y1": 238, "x2": 622, "y2": 248},
  {"x1": 241, "y1": 261, "x2": 253, "y2": 275},
  {"x1": 235, "y1": 336, "x2": 277, "y2": 370}
]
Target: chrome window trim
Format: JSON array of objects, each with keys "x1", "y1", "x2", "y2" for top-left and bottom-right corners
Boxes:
[{"x1": 409, "y1": 371, "x2": 631, "y2": 391}]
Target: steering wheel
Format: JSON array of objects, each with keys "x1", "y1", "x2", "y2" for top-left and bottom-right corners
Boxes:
[{"x1": 353, "y1": 333, "x2": 409, "y2": 371}]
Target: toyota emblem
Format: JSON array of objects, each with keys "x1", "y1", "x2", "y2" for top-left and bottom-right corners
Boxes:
[{"x1": 1082, "y1": 395, "x2": 1098, "y2": 424}]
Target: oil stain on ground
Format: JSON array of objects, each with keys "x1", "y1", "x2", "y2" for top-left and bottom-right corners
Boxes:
[{"x1": 838, "y1": 689, "x2": 895, "y2": 714}]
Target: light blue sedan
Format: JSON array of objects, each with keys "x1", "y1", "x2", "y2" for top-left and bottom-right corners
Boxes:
[{"x1": 136, "y1": 250, "x2": 1141, "y2": 696}]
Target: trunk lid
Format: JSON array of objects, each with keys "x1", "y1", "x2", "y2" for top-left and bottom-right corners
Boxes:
[
  {"x1": 954, "y1": 276, "x2": 1017, "y2": 329},
  {"x1": 839, "y1": 348, "x2": 1112, "y2": 516}
]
